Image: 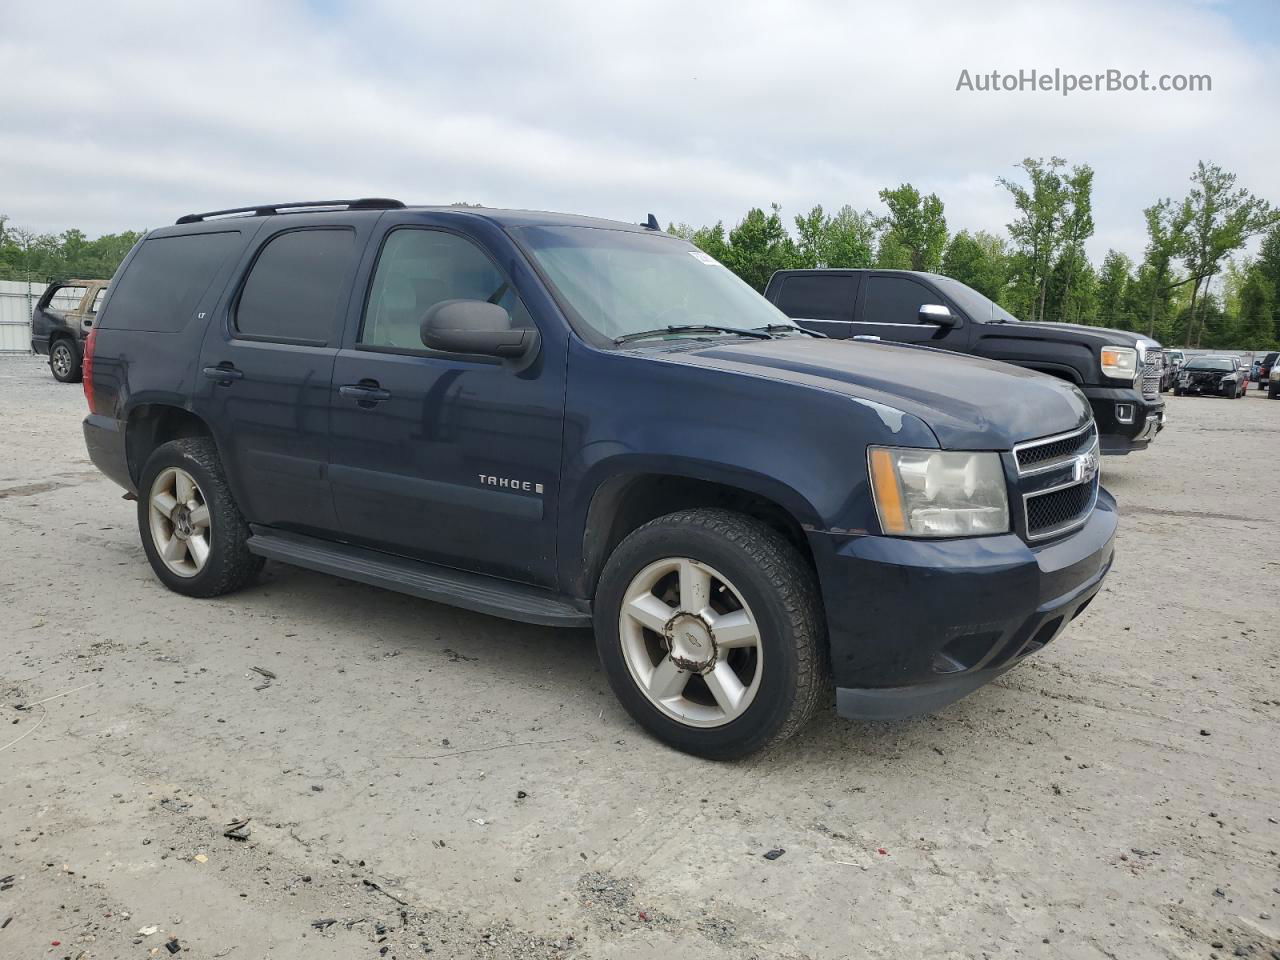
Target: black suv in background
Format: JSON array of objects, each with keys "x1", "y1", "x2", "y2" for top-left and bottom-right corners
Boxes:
[
  {"x1": 764, "y1": 269, "x2": 1166, "y2": 455},
  {"x1": 82, "y1": 199, "x2": 1116, "y2": 758}
]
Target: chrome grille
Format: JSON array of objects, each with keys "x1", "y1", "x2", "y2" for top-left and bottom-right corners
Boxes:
[
  {"x1": 1141, "y1": 348, "x2": 1163, "y2": 401},
  {"x1": 1012, "y1": 423, "x2": 1100, "y2": 541}
]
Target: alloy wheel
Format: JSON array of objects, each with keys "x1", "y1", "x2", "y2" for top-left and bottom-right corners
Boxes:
[
  {"x1": 618, "y1": 557, "x2": 764, "y2": 727},
  {"x1": 51, "y1": 343, "x2": 73, "y2": 378},
  {"x1": 148, "y1": 467, "x2": 212, "y2": 577}
]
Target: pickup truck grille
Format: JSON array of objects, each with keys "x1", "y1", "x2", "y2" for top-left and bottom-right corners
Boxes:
[
  {"x1": 1140, "y1": 349, "x2": 1163, "y2": 401},
  {"x1": 1012, "y1": 423, "x2": 1100, "y2": 541}
]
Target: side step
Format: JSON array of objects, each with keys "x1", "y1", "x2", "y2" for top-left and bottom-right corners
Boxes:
[{"x1": 246, "y1": 528, "x2": 591, "y2": 628}]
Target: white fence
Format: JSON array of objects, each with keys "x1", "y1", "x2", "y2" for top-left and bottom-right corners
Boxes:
[{"x1": 0, "y1": 280, "x2": 83, "y2": 353}]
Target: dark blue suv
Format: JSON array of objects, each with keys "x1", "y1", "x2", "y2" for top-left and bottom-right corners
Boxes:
[{"x1": 82, "y1": 199, "x2": 1116, "y2": 758}]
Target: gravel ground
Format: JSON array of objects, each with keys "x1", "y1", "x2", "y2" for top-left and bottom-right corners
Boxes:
[{"x1": 1, "y1": 352, "x2": 1277, "y2": 960}]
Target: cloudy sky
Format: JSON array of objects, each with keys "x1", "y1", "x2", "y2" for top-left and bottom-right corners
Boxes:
[{"x1": 2, "y1": 0, "x2": 1276, "y2": 262}]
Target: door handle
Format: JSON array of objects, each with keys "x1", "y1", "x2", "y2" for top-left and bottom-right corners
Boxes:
[
  {"x1": 339, "y1": 382, "x2": 392, "y2": 405},
  {"x1": 202, "y1": 364, "x2": 243, "y2": 383}
]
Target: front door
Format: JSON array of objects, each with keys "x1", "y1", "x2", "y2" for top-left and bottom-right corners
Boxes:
[
  {"x1": 849, "y1": 273, "x2": 971, "y2": 349},
  {"x1": 327, "y1": 223, "x2": 565, "y2": 587}
]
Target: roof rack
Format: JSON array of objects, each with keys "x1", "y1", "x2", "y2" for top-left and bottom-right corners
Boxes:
[{"x1": 175, "y1": 198, "x2": 405, "y2": 225}]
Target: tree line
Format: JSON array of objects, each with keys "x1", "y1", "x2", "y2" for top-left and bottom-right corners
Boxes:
[
  {"x1": 669, "y1": 159, "x2": 1279, "y2": 350},
  {"x1": 0, "y1": 215, "x2": 142, "y2": 290},
  {"x1": 2, "y1": 157, "x2": 1277, "y2": 348}
]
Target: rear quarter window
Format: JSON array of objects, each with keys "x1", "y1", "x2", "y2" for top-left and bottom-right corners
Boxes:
[{"x1": 100, "y1": 232, "x2": 242, "y2": 332}]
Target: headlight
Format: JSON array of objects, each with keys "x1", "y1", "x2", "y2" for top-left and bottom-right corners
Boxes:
[
  {"x1": 867, "y1": 447, "x2": 1009, "y2": 537},
  {"x1": 1100, "y1": 346, "x2": 1138, "y2": 381}
]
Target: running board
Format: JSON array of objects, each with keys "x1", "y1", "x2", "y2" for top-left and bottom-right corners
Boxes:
[{"x1": 246, "y1": 528, "x2": 591, "y2": 628}]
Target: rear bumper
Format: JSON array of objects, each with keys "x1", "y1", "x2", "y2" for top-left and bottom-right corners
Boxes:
[
  {"x1": 83, "y1": 415, "x2": 134, "y2": 494},
  {"x1": 814, "y1": 490, "x2": 1117, "y2": 720},
  {"x1": 1086, "y1": 386, "x2": 1164, "y2": 455}
]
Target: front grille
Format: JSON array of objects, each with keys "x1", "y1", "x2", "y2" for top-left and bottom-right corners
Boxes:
[
  {"x1": 1141, "y1": 349, "x2": 1163, "y2": 400},
  {"x1": 1014, "y1": 423, "x2": 1097, "y2": 471},
  {"x1": 1025, "y1": 479, "x2": 1097, "y2": 538}
]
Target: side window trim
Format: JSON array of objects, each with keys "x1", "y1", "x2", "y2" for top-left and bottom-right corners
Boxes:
[
  {"x1": 354, "y1": 224, "x2": 530, "y2": 358},
  {"x1": 230, "y1": 225, "x2": 359, "y2": 347}
]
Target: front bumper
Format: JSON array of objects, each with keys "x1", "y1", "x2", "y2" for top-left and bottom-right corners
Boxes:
[
  {"x1": 1085, "y1": 386, "x2": 1165, "y2": 455},
  {"x1": 1178, "y1": 377, "x2": 1235, "y2": 395},
  {"x1": 813, "y1": 489, "x2": 1117, "y2": 721}
]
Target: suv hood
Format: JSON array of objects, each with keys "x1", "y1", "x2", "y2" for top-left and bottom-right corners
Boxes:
[{"x1": 649, "y1": 337, "x2": 1091, "y2": 450}]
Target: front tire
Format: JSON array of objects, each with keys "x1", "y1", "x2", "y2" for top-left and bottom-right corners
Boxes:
[
  {"x1": 137, "y1": 438, "x2": 263, "y2": 598},
  {"x1": 49, "y1": 338, "x2": 82, "y2": 383},
  {"x1": 593, "y1": 508, "x2": 827, "y2": 759}
]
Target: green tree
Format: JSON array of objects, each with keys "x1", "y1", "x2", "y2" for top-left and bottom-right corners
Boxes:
[
  {"x1": 793, "y1": 204, "x2": 875, "y2": 269},
  {"x1": 1095, "y1": 250, "x2": 1134, "y2": 329},
  {"x1": 1255, "y1": 224, "x2": 1280, "y2": 343},
  {"x1": 722, "y1": 205, "x2": 799, "y2": 291},
  {"x1": 1235, "y1": 263, "x2": 1276, "y2": 349},
  {"x1": 1180, "y1": 161, "x2": 1276, "y2": 347},
  {"x1": 940, "y1": 230, "x2": 1008, "y2": 302},
  {"x1": 877, "y1": 184, "x2": 947, "y2": 272},
  {"x1": 874, "y1": 231, "x2": 912, "y2": 270},
  {"x1": 998, "y1": 157, "x2": 1093, "y2": 323}
]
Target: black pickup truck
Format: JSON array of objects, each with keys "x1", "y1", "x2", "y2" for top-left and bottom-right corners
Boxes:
[{"x1": 765, "y1": 269, "x2": 1166, "y2": 455}]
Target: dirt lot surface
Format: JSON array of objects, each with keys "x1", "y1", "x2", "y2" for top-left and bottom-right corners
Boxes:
[{"x1": 1, "y1": 353, "x2": 1278, "y2": 960}]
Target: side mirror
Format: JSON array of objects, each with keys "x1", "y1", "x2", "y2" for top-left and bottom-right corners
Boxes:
[
  {"x1": 420, "y1": 299, "x2": 538, "y2": 360},
  {"x1": 918, "y1": 304, "x2": 958, "y2": 327}
]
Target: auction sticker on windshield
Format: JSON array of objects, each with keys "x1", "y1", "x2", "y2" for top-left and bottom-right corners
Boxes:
[{"x1": 688, "y1": 251, "x2": 720, "y2": 265}]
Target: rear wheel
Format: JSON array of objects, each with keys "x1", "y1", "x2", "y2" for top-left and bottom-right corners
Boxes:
[
  {"x1": 137, "y1": 438, "x2": 263, "y2": 598},
  {"x1": 49, "y1": 338, "x2": 82, "y2": 383},
  {"x1": 593, "y1": 508, "x2": 827, "y2": 759}
]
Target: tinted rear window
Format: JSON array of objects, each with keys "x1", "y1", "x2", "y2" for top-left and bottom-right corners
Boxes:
[
  {"x1": 101, "y1": 232, "x2": 241, "y2": 332},
  {"x1": 235, "y1": 229, "x2": 356, "y2": 343},
  {"x1": 774, "y1": 274, "x2": 857, "y2": 322}
]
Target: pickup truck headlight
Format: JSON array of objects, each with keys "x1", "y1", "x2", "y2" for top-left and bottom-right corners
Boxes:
[
  {"x1": 1100, "y1": 346, "x2": 1138, "y2": 381},
  {"x1": 868, "y1": 447, "x2": 1009, "y2": 537}
]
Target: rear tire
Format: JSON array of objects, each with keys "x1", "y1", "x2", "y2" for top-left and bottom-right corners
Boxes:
[
  {"x1": 137, "y1": 438, "x2": 263, "y2": 598},
  {"x1": 49, "y1": 338, "x2": 82, "y2": 383},
  {"x1": 593, "y1": 508, "x2": 827, "y2": 760}
]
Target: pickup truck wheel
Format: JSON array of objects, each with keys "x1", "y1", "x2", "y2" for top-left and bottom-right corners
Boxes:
[
  {"x1": 594, "y1": 508, "x2": 826, "y2": 759},
  {"x1": 137, "y1": 438, "x2": 263, "y2": 598},
  {"x1": 49, "y1": 339, "x2": 82, "y2": 383}
]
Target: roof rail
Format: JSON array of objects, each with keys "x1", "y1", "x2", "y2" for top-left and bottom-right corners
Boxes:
[{"x1": 175, "y1": 198, "x2": 405, "y2": 225}]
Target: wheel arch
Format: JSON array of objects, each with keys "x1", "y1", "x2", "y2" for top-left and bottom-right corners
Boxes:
[
  {"x1": 571, "y1": 464, "x2": 821, "y2": 600},
  {"x1": 125, "y1": 404, "x2": 215, "y2": 488}
]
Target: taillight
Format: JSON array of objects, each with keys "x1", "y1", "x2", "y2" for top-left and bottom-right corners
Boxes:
[{"x1": 82, "y1": 327, "x2": 98, "y2": 414}]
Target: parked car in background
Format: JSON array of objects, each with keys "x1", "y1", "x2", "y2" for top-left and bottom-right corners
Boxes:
[
  {"x1": 30, "y1": 278, "x2": 110, "y2": 382},
  {"x1": 1256, "y1": 351, "x2": 1278, "y2": 391},
  {"x1": 764, "y1": 269, "x2": 1165, "y2": 455},
  {"x1": 1165, "y1": 349, "x2": 1185, "y2": 386},
  {"x1": 79, "y1": 198, "x2": 1117, "y2": 758},
  {"x1": 1174, "y1": 355, "x2": 1248, "y2": 397}
]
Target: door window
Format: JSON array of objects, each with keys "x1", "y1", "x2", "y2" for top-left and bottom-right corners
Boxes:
[
  {"x1": 235, "y1": 228, "x2": 357, "y2": 344},
  {"x1": 360, "y1": 229, "x2": 532, "y2": 351},
  {"x1": 775, "y1": 274, "x2": 856, "y2": 322},
  {"x1": 860, "y1": 276, "x2": 939, "y2": 325}
]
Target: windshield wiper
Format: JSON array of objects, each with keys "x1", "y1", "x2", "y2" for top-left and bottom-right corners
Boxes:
[
  {"x1": 753, "y1": 323, "x2": 826, "y2": 338},
  {"x1": 615, "y1": 324, "x2": 773, "y2": 344}
]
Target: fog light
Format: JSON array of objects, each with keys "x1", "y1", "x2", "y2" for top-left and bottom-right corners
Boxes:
[{"x1": 1115, "y1": 403, "x2": 1134, "y2": 424}]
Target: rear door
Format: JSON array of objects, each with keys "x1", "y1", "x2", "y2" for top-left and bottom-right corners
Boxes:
[
  {"x1": 195, "y1": 214, "x2": 378, "y2": 537},
  {"x1": 850, "y1": 273, "x2": 971, "y2": 349},
  {"x1": 326, "y1": 217, "x2": 566, "y2": 587},
  {"x1": 769, "y1": 272, "x2": 860, "y2": 338}
]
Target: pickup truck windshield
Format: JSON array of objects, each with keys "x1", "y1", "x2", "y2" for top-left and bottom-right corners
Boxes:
[
  {"x1": 930, "y1": 275, "x2": 1020, "y2": 324},
  {"x1": 517, "y1": 225, "x2": 799, "y2": 341}
]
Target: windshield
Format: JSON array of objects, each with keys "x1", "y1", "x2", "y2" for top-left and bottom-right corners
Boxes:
[
  {"x1": 930, "y1": 275, "x2": 1020, "y2": 324},
  {"x1": 516, "y1": 225, "x2": 798, "y2": 341},
  {"x1": 1185, "y1": 357, "x2": 1234, "y2": 371}
]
